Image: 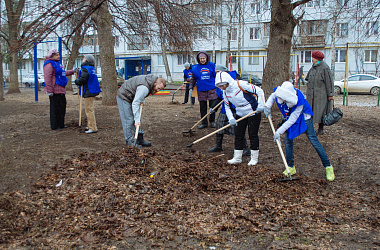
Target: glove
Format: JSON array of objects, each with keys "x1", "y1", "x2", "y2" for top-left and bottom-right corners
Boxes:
[
  {"x1": 209, "y1": 108, "x2": 215, "y2": 115},
  {"x1": 74, "y1": 68, "x2": 80, "y2": 73},
  {"x1": 256, "y1": 105, "x2": 264, "y2": 113},
  {"x1": 47, "y1": 93, "x2": 53, "y2": 97},
  {"x1": 264, "y1": 106, "x2": 271, "y2": 118},
  {"x1": 229, "y1": 119, "x2": 237, "y2": 127},
  {"x1": 273, "y1": 132, "x2": 281, "y2": 145}
]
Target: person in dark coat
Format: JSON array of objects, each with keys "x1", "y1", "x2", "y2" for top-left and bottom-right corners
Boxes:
[
  {"x1": 182, "y1": 63, "x2": 195, "y2": 105},
  {"x1": 305, "y1": 51, "x2": 334, "y2": 135},
  {"x1": 300, "y1": 66, "x2": 305, "y2": 85},
  {"x1": 189, "y1": 51, "x2": 217, "y2": 129},
  {"x1": 75, "y1": 55, "x2": 101, "y2": 134}
]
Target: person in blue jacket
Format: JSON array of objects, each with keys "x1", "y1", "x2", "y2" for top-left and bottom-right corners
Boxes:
[
  {"x1": 189, "y1": 51, "x2": 217, "y2": 129},
  {"x1": 75, "y1": 55, "x2": 101, "y2": 134},
  {"x1": 182, "y1": 63, "x2": 195, "y2": 105},
  {"x1": 264, "y1": 81, "x2": 335, "y2": 181}
]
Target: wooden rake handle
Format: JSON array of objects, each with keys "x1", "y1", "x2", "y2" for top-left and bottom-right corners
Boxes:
[
  {"x1": 134, "y1": 103, "x2": 143, "y2": 140},
  {"x1": 190, "y1": 100, "x2": 224, "y2": 130},
  {"x1": 261, "y1": 95, "x2": 292, "y2": 176},
  {"x1": 187, "y1": 110, "x2": 257, "y2": 147}
]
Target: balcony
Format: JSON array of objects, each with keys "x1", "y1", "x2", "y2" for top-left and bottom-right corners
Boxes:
[{"x1": 297, "y1": 35, "x2": 326, "y2": 47}]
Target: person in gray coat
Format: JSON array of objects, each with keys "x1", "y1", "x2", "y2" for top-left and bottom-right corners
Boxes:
[
  {"x1": 305, "y1": 51, "x2": 334, "y2": 135},
  {"x1": 117, "y1": 75, "x2": 166, "y2": 146}
]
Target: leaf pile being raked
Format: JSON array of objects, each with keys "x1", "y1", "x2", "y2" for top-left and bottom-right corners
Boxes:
[{"x1": 1, "y1": 147, "x2": 379, "y2": 248}]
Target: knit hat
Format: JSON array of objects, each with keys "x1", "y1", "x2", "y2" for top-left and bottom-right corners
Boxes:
[
  {"x1": 215, "y1": 65, "x2": 228, "y2": 72},
  {"x1": 84, "y1": 54, "x2": 96, "y2": 64},
  {"x1": 274, "y1": 81, "x2": 297, "y2": 107},
  {"x1": 198, "y1": 53, "x2": 207, "y2": 58},
  {"x1": 312, "y1": 50, "x2": 324, "y2": 61},
  {"x1": 184, "y1": 62, "x2": 190, "y2": 68},
  {"x1": 47, "y1": 49, "x2": 58, "y2": 58},
  {"x1": 215, "y1": 71, "x2": 234, "y2": 87}
]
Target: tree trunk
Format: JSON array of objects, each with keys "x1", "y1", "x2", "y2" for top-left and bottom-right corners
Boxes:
[
  {"x1": 5, "y1": 0, "x2": 25, "y2": 94},
  {"x1": 0, "y1": 45, "x2": 4, "y2": 101},
  {"x1": 92, "y1": 2, "x2": 117, "y2": 106},
  {"x1": 261, "y1": 0, "x2": 297, "y2": 95},
  {"x1": 66, "y1": 26, "x2": 87, "y2": 92}
]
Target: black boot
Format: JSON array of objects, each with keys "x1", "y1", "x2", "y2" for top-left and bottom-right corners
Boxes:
[
  {"x1": 316, "y1": 123, "x2": 324, "y2": 136},
  {"x1": 137, "y1": 132, "x2": 152, "y2": 147},
  {"x1": 191, "y1": 97, "x2": 195, "y2": 105},
  {"x1": 209, "y1": 134, "x2": 223, "y2": 152}
]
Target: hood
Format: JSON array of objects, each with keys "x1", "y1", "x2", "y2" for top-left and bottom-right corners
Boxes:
[
  {"x1": 196, "y1": 51, "x2": 210, "y2": 64},
  {"x1": 274, "y1": 81, "x2": 297, "y2": 107},
  {"x1": 215, "y1": 71, "x2": 235, "y2": 87},
  {"x1": 44, "y1": 56, "x2": 59, "y2": 62}
]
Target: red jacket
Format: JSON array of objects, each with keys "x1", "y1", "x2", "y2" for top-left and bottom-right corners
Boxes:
[{"x1": 44, "y1": 56, "x2": 74, "y2": 94}]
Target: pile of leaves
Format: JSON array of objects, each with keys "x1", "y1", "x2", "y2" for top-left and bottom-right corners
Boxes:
[{"x1": 1, "y1": 147, "x2": 379, "y2": 248}]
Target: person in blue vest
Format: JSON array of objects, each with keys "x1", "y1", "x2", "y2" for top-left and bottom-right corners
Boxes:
[
  {"x1": 189, "y1": 51, "x2": 217, "y2": 129},
  {"x1": 75, "y1": 55, "x2": 101, "y2": 134},
  {"x1": 182, "y1": 62, "x2": 195, "y2": 105},
  {"x1": 209, "y1": 65, "x2": 250, "y2": 156},
  {"x1": 263, "y1": 81, "x2": 335, "y2": 181},
  {"x1": 44, "y1": 49, "x2": 77, "y2": 130}
]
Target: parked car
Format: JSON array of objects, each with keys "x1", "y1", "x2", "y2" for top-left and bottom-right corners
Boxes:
[
  {"x1": 334, "y1": 74, "x2": 380, "y2": 96},
  {"x1": 21, "y1": 73, "x2": 45, "y2": 87},
  {"x1": 240, "y1": 73, "x2": 262, "y2": 86}
]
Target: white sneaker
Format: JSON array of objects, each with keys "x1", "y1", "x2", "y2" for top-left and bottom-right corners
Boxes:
[{"x1": 85, "y1": 130, "x2": 98, "y2": 134}]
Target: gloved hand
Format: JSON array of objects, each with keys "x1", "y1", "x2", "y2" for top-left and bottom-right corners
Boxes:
[
  {"x1": 273, "y1": 132, "x2": 281, "y2": 145},
  {"x1": 209, "y1": 108, "x2": 215, "y2": 115},
  {"x1": 256, "y1": 105, "x2": 264, "y2": 113},
  {"x1": 74, "y1": 68, "x2": 80, "y2": 73},
  {"x1": 229, "y1": 119, "x2": 237, "y2": 127},
  {"x1": 47, "y1": 93, "x2": 53, "y2": 97},
  {"x1": 264, "y1": 106, "x2": 271, "y2": 118}
]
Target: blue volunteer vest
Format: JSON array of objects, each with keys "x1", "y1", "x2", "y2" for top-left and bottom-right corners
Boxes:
[
  {"x1": 79, "y1": 65, "x2": 101, "y2": 95},
  {"x1": 183, "y1": 69, "x2": 192, "y2": 79},
  {"x1": 44, "y1": 60, "x2": 68, "y2": 87},
  {"x1": 275, "y1": 88, "x2": 313, "y2": 140},
  {"x1": 191, "y1": 62, "x2": 216, "y2": 92}
]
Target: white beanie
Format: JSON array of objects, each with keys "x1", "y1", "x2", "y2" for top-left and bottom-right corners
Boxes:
[
  {"x1": 274, "y1": 81, "x2": 297, "y2": 107},
  {"x1": 215, "y1": 71, "x2": 234, "y2": 87}
]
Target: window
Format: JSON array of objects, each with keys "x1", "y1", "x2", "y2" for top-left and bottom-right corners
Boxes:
[
  {"x1": 360, "y1": 75, "x2": 376, "y2": 80},
  {"x1": 335, "y1": 49, "x2": 346, "y2": 62},
  {"x1": 301, "y1": 20, "x2": 326, "y2": 35},
  {"x1": 128, "y1": 35, "x2": 149, "y2": 50},
  {"x1": 262, "y1": 0, "x2": 270, "y2": 10},
  {"x1": 263, "y1": 23, "x2": 270, "y2": 37},
  {"x1": 157, "y1": 55, "x2": 164, "y2": 66},
  {"x1": 178, "y1": 54, "x2": 192, "y2": 65},
  {"x1": 365, "y1": 50, "x2": 377, "y2": 62},
  {"x1": 301, "y1": 51, "x2": 312, "y2": 63},
  {"x1": 336, "y1": 23, "x2": 348, "y2": 37},
  {"x1": 18, "y1": 61, "x2": 26, "y2": 70},
  {"x1": 337, "y1": 0, "x2": 349, "y2": 8},
  {"x1": 366, "y1": 0, "x2": 380, "y2": 7},
  {"x1": 231, "y1": 28, "x2": 237, "y2": 41},
  {"x1": 250, "y1": 27, "x2": 260, "y2": 39},
  {"x1": 348, "y1": 75, "x2": 360, "y2": 81},
  {"x1": 366, "y1": 22, "x2": 379, "y2": 36},
  {"x1": 251, "y1": 3, "x2": 260, "y2": 14},
  {"x1": 96, "y1": 57, "x2": 101, "y2": 67},
  {"x1": 114, "y1": 36, "x2": 119, "y2": 48},
  {"x1": 231, "y1": 52, "x2": 237, "y2": 64},
  {"x1": 248, "y1": 51, "x2": 260, "y2": 65}
]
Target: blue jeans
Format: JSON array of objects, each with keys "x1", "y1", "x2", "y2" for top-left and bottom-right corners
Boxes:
[{"x1": 284, "y1": 118, "x2": 331, "y2": 168}]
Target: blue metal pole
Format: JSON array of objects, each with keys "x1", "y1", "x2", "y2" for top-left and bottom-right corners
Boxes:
[
  {"x1": 58, "y1": 37, "x2": 62, "y2": 65},
  {"x1": 34, "y1": 43, "x2": 38, "y2": 102}
]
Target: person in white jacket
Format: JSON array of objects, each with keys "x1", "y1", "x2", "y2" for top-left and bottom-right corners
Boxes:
[{"x1": 215, "y1": 72, "x2": 264, "y2": 166}]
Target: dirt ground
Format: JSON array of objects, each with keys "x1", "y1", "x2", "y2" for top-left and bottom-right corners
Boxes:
[{"x1": 0, "y1": 87, "x2": 379, "y2": 249}]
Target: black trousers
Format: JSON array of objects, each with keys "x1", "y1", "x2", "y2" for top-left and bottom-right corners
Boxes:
[
  {"x1": 49, "y1": 94, "x2": 66, "y2": 130},
  {"x1": 199, "y1": 99, "x2": 217, "y2": 125},
  {"x1": 183, "y1": 84, "x2": 195, "y2": 104},
  {"x1": 235, "y1": 113, "x2": 261, "y2": 150}
]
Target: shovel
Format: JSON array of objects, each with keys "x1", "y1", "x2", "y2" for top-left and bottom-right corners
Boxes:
[
  {"x1": 172, "y1": 82, "x2": 187, "y2": 103},
  {"x1": 261, "y1": 95, "x2": 299, "y2": 182},
  {"x1": 182, "y1": 100, "x2": 224, "y2": 137},
  {"x1": 187, "y1": 110, "x2": 257, "y2": 148},
  {"x1": 132, "y1": 103, "x2": 143, "y2": 148},
  {"x1": 78, "y1": 85, "x2": 84, "y2": 132}
]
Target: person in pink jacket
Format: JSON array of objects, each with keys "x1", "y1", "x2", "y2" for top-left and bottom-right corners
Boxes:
[{"x1": 43, "y1": 49, "x2": 76, "y2": 130}]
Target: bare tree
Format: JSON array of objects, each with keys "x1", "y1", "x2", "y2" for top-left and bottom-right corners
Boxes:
[{"x1": 92, "y1": 1, "x2": 118, "y2": 106}]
